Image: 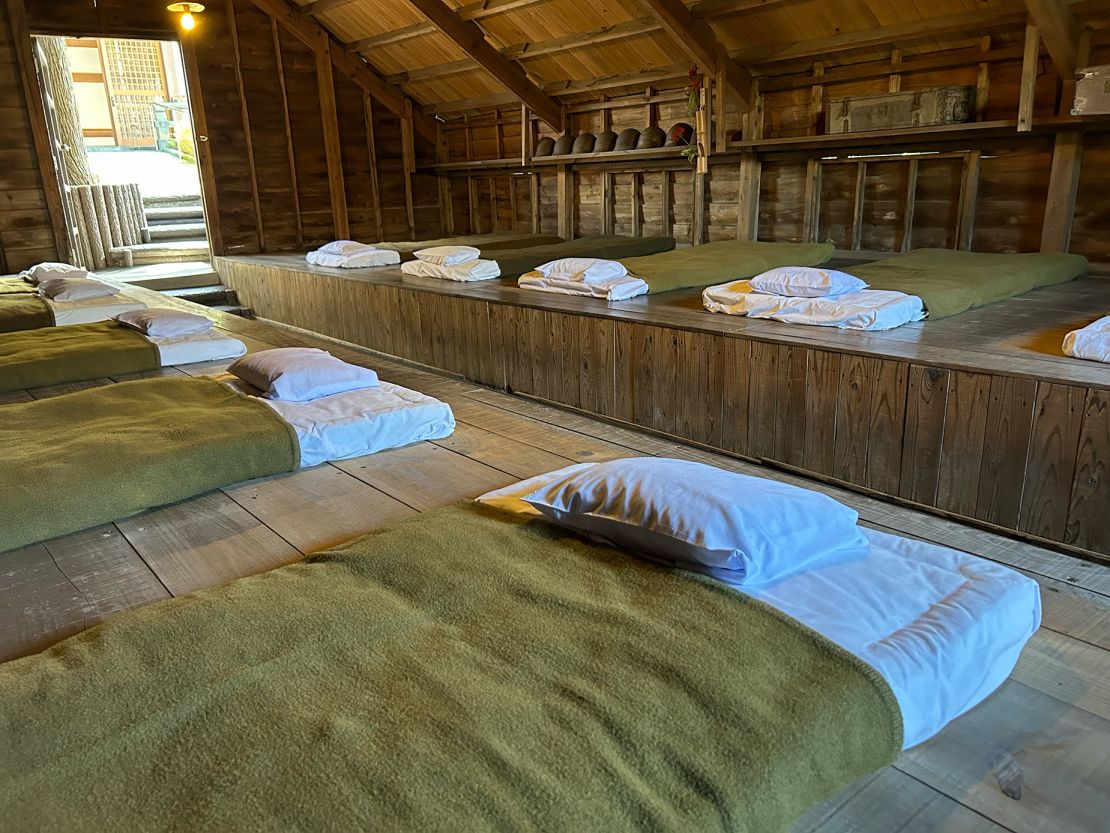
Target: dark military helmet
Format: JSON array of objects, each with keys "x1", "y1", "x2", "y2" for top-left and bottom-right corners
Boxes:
[
  {"x1": 637, "y1": 125, "x2": 667, "y2": 149},
  {"x1": 534, "y1": 136, "x2": 556, "y2": 157},
  {"x1": 614, "y1": 127, "x2": 640, "y2": 151},
  {"x1": 552, "y1": 133, "x2": 575, "y2": 155},
  {"x1": 594, "y1": 130, "x2": 618, "y2": 152},
  {"x1": 571, "y1": 133, "x2": 596, "y2": 154},
  {"x1": 665, "y1": 122, "x2": 694, "y2": 147}
]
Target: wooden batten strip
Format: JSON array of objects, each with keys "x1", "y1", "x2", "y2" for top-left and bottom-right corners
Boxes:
[
  {"x1": 1018, "y1": 21, "x2": 1040, "y2": 132},
  {"x1": 363, "y1": 93, "x2": 384, "y2": 241},
  {"x1": 317, "y1": 39, "x2": 349, "y2": 239},
  {"x1": 227, "y1": 0, "x2": 265, "y2": 251},
  {"x1": 272, "y1": 18, "x2": 304, "y2": 248}
]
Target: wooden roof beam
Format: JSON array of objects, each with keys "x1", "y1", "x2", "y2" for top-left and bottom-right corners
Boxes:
[
  {"x1": 639, "y1": 0, "x2": 753, "y2": 111},
  {"x1": 247, "y1": 0, "x2": 438, "y2": 142},
  {"x1": 347, "y1": 0, "x2": 548, "y2": 51},
  {"x1": 401, "y1": 0, "x2": 564, "y2": 130},
  {"x1": 300, "y1": 0, "x2": 357, "y2": 16},
  {"x1": 1023, "y1": 0, "x2": 1080, "y2": 77}
]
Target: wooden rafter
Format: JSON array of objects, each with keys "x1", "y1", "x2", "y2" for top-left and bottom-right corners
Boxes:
[
  {"x1": 384, "y1": 17, "x2": 662, "y2": 85},
  {"x1": 402, "y1": 0, "x2": 564, "y2": 130},
  {"x1": 247, "y1": 0, "x2": 437, "y2": 142},
  {"x1": 639, "y1": 0, "x2": 752, "y2": 110},
  {"x1": 300, "y1": 0, "x2": 356, "y2": 15},
  {"x1": 1023, "y1": 0, "x2": 1079, "y2": 77},
  {"x1": 347, "y1": 0, "x2": 549, "y2": 51}
]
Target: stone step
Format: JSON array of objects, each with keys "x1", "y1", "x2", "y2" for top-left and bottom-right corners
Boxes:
[
  {"x1": 211, "y1": 303, "x2": 251, "y2": 318},
  {"x1": 142, "y1": 193, "x2": 203, "y2": 209},
  {"x1": 104, "y1": 261, "x2": 219, "y2": 291},
  {"x1": 162, "y1": 284, "x2": 237, "y2": 307},
  {"x1": 148, "y1": 222, "x2": 208, "y2": 242},
  {"x1": 110, "y1": 240, "x2": 211, "y2": 267},
  {"x1": 145, "y1": 205, "x2": 205, "y2": 223}
]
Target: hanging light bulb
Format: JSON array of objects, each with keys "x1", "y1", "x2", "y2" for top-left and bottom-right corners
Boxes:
[{"x1": 167, "y1": 3, "x2": 205, "y2": 32}]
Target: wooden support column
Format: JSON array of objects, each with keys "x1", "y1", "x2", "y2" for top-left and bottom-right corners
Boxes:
[
  {"x1": 530, "y1": 172, "x2": 541, "y2": 234},
  {"x1": 520, "y1": 104, "x2": 532, "y2": 165},
  {"x1": 317, "y1": 40, "x2": 349, "y2": 239},
  {"x1": 1018, "y1": 22, "x2": 1040, "y2": 132},
  {"x1": 363, "y1": 93, "x2": 384, "y2": 241},
  {"x1": 468, "y1": 177, "x2": 481, "y2": 234},
  {"x1": 601, "y1": 171, "x2": 614, "y2": 235},
  {"x1": 557, "y1": 164, "x2": 574, "y2": 240},
  {"x1": 810, "y1": 62, "x2": 824, "y2": 135},
  {"x1": 272, "y1": 18, "x2": 303, "y2": 247},
  {"x1": 801, "y1": 159, "x2": 821, "y2": 243},
  {"x1": 888, "y1": 48, "x2": 902, "y2": 92},
  {"x1": 975, "y1": 36, "x2": 992, "y2": 120},
  {"x1": 179, "y1": 32, "x2": 225, "y2": 257},
  {"x1": 631, "y1": 172, "x2": 644, "y2": 238},
  {"x1": 850, "y1": 161, "x2": 866, "y2": 251},
  {"x1": 1041, "y1": 131, "x2": 1082, "y2": 252},
  {"x1": 901, "y1": 158, "x2": 919, "y2": 252},
  {"x1": 661, "y1": 171, "x2": 673, "y2": 238},
  {"x1": 736, "y1": 81, "x2": 763, "y2": 240},
  {"x1": 227, "y1": 0, "x2": 264, "y2": 250},
  {"x1": 401, "y1": 99, "x2": 416, "y2": 238},
  {"x1": 7, "y1": 0, "x2": 71, "y2": 263},
  {"x1": 957, "y1": 150, "x2": 982, "y2": 250}
]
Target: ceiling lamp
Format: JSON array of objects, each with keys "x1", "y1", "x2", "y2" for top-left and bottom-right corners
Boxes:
[{"x1": 167, "y1": 3, "x2": 205, "y2": 32}]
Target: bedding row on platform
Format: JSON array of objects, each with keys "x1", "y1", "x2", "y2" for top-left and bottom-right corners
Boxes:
[{"x1": 0, "y1": 329, "x2": 1041, "y2": 830}]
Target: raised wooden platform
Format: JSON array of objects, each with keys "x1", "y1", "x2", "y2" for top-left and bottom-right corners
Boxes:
[
  {"x1": 217, "y1": 254, "x2": 1110, "y2": 563},
  {"x1": 2, "y1": 288, "x2": 1108, "y2": 833}
]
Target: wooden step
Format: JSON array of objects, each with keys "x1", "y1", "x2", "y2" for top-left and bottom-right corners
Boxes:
[
  {"x1": 110, "y1": 240, "x2": 211, "y2": 267},
  {"x1": 162, "y1": 285, "x2": 237, "y2": 306},
  {"x1": 145, "y1": 205, "x2": 205, "y2": 223},
  {"x1": 103, "y1": 261, "x2": 219, "y2": 291},
  {"x1": 148, "y1": 222, "x2": 208, "y2": 241}
]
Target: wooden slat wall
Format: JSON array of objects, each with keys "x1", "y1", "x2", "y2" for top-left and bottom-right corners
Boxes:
[
  {"x1": 220, "y1": 258, "x2": 1110, "y2": 563},
  {"x1": 0, "y1": 3, "x2": 58, "y2": 271},
  {"x1": 1, "y1": 0, "x2": 441, "y2": 262}
]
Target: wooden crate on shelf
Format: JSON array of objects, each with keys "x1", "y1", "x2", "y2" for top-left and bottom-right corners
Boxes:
[{"x1": 826, "y1": 87, "x2": 975, "y2": 134}]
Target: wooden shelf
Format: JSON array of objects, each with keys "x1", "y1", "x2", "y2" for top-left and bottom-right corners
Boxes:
[{"x1": 425, "y1": 144, "x2": 691, "y2": 173}]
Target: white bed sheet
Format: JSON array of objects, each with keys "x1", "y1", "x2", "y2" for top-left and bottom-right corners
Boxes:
[
  {"x1": 223, "y1": 377, "x2": 455, "y2": 467},
  {"x1": 1063, "y1": 314, "x2": 1110, "y2": 363},
  {"x1": 306, "y1": 249, "x2": 400, "y2": 268},
  {"x1": 703, "y1": 280, "x2": 925, "y2": 331},
  {"x1": 401, "y1": 258, "x2": 500, "y2": 282},
  {"x1": 150, "y1": 329, "x2": 247, "y2": 366},
  {"x1": 518, "y1": 271, "x2": 649, "y2": 300},
  {"x1": 478, "y1": 469, "x2": 1040, "y2": 749},
  {"x1": 48, "y1": 296, "x2": 146, "y2": 326}
]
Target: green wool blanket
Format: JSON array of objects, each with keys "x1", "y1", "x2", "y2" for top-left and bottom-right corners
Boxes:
[
  {"x1": 0, "y1": 504, "x2": 902, "y2": 832},
  {"x1": 0, "y1": 377, "x2": 299, "y2": 553},
  {"x1": 496, "y1": 234, "x2": 677, "y2": 279},
  {"x1": 0, "y1": 276, "x2": 35, "y2": 295},
  {"x1": 378, "y1": 231, "x2": 564, "y2": 261},
  {"x1": 0, "y1": 320, "x2": 160, "y2": 393},
  {"x1": 850, "y1": 248, "x2": 1089, "y2": 319},
  {"x1": 0, "y1": 293, "x2": 52, "y2": 333},
  {"x1": 620, "y1": 240, "x2": 836, "y2": 294}
]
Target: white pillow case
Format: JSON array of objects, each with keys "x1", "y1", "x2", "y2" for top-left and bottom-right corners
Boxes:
[
  {"x1": 520, "y1": 457, "x2": 868, "y2": 585},
  {"x1": 21, "y1": 262, "x2": 88, "y2": 285},
  {"x1": 37, "y1": 277, "x2": 118, "y2": 302},
  {"x1": 228, "y1": 347, "x2": 379, "y2": 402},
  {"x1": 749, "y1": 267, "x2": 867, "y2": 298},
  {"x1": 115, "y1": 308, "x2": 214, "y2": 338},
  {"x1": 414, "y1": 245, "x2": 480, "y2": 266},
  {"x1": 317, "y1": 240, "x2": 377, "y2": 256},
  {"x1": 535, "y1": 257, "x2": 628, "y2": 283}
]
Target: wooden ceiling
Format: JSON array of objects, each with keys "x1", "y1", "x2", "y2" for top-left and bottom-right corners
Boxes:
[{"x1": 290, "y1": 0, "x2": 1110, "y2": 118}]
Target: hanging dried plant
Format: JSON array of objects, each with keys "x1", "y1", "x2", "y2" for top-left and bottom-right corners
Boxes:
[{"x1": 684, "y1": 65, "x2": 702, "y2": 117}]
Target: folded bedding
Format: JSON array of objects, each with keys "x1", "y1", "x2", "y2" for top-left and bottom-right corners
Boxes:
[
  {"x1": 0, "y1": 293, "x2": 54, "y2": 333},
  {"x1": 0, "y1": 365, "x2": 454, "y2": 551},
  {"x1": 0, "y1": 502, "x2": 902, "y2": 832},
  {"x1": 620, "y1": 239, "x2": 836, "y2": 294},
  {"x1": 1063, "y1": 314, "x2": 1110, "y2": 363},
  {"x1": 0, "y1": 283, "x2": 145, "y2": 333},
  {"x1": 848, "y1": 248, "x2": 1089, "y2": 319},
  {"x1": 494, "y1": 234, "x2": 677, "y2": 280},
  {"x1": 0, "y1": 315, "x2": 246, "y2": 393},
  {"x1": 306, "y1": 241, "x2": 401, "y2": 269},
  {"x1": 400, "y1": 256, "x2": 501, "y2": 282},
  {"x1": 375, "y1": 231, "x2": 564, "y2": 260},
  {"x1": 703, "y1": 279, "x2": 926, "y2": 330},
  {"x1": 480, "y1": 461, "x2": 1040, "y2": 749},
  {"x1": 518, "y1": 269, "x2": 649, "y2": 300},
  {"x1": 0, "y1": 276, "x2": 35, "y2": 295}
]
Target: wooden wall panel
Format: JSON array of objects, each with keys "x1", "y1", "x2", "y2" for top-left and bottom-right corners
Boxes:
[
  {"x1": 859, "y1": 161, "x2": 910, "y2": 252},
  {"x1": 910, "y1": 157, "x2": 962, "y2": 249},
  {"x1": 757, "y1": 162, "x2": 805, "y2": 243},
  {"x1": 1071, "y1": 132, "x2": 1110, "y2": 263},
  {"x1": 335, "y1": 81, "x2": 376, "y2": 243},
  {"x1": 973, "y1": 143, "x2": 1052, "y2": 253}
]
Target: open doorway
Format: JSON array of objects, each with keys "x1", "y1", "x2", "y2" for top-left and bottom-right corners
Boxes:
[{"x1": 33, "y1": 34, "x2": 212, "y2": 282}]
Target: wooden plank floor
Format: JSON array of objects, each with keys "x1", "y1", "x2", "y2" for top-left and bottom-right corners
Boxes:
[{"x1": 1, "y1": 292, "x2": 1107, "y2": 833}]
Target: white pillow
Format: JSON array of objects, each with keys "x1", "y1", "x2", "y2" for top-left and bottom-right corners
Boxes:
[
  {"x1": 37, "y1": 276, "x2": 118, "y2": 302},
  {"x1": 520, "y1": 457, "x2": 868, "y2": 585},
  {"x1": 228, "y1": 347, "x2": 379, "y2": 402},
  {"x1": 21, "y1": 262, "x2": 88, "y2": 285},
  {"x1": 414, "y1": 245, "x2": 480, "y2": 266},
  {"x1": 536, "y1": 257, "x2": 628, "y2": 283},
  {"x1": 317, "y1": 240, "x2": 377, "y2": 256},
  {"x1": 114, "y1": 308, "x2": 214, "y2": 338},
  {"x1": 749, "y1": 267, "x2": 867, "y2": 298}
]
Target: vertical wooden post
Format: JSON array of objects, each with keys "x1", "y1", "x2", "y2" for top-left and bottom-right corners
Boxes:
[
  {"x1": 661, "y1": 171, "x2": 673, "y2": 239},
  {"x1": 530, "y1": 172, "x2": 541, "y2": 234},
  {"x1": 7, "y1": 0, "x2": 72, "y2": 262},
  {"x1": 801, "y1": 159, "x2": 822, "y2": 243},
  {"x1": 1018, "y1": 22, "x2": 1040, "y2": 133},
  {"x1": 975, "y1": 36, "x2": 992, "y2": 120},
  {"x1": 401, "y1": 99, "x2": 416, "y2": 238},
  {"x1": 737, "y1": 81, "x2": 763, "y2": 241},
  {"x1": 956, "y1": 150, "x2": 981, "y2": 250},
  {"x1": 468, "y1": 177, "x2": 481, "y2": 235},
  {"x1": 179, "y1": 31, "x2": 224, "y2": 256},
  {"x1": 316, "y1": 38, "x2": 349, "y2": 239},
  {"x1": 631, "y1": 172, "x2": 644, "y2": 238},
  {"x1": 227, "y1": 0, "x2": 264, "y2": 251},
  {"x1": 489, "y1": 175, "x2": 497, "y2": 230},
  {"x1": 888, "y1": 48, "x2": 902, "y2": 93},
  {"x1": 1041, "y1": 131, "x2": 1083, "y2": 252},
  {"x1": 557, "y1": 164, "x2": 573, "y2": 240},
  {"x1": 601, "y1": 171, "x2": 614, "y2": 235},
  {"x1": 850, "y1": 161, "x2": 866, "y2": 251},
  {"x1": 363, "y1": 93, "x2": 383, "y2": 242},
  {"x1": 272, "y1": 19, "x2": 302, "y2": 247},
  {"x1": 494, "y1": 108, "x2": 505, "y2": 159},
  {"x1": 810, "y1": 62, "x2": 824, "y2": 135},
  {"x1": 520, "y1": 104, "x2": 532, "y2": 165},
  {"x1": 901, "y1": 158, "x2": 919, "y2": 253}
]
